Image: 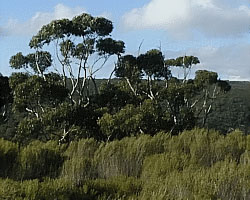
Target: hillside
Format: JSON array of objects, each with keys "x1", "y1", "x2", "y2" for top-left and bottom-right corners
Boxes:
[{"x1": 204, "y1": 81, "x2": 250, "y2": 133}]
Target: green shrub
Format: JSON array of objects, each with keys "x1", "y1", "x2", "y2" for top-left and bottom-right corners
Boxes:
[
  {"x1": 94, "y1": 133, "x2": 169, "y2": 179},
  {"x1": 64, "y1": 138, "x2": 100, "y2": 159},
  {"x1": 19, "y1": 140, "x2": 64, "y2": 180},
  {"x1": 0, "y1": 138, "x2": 19, "y2": 178},
  {"x1": 0, "y1": 178, "x2": 22, "y2": 200},
  {"x1": 61, "y1": 138, "x2": 100, "y2": 184},
  {"x1": 88, "y1": 176, "x2": 142, "y2": 200},
  {"x1": 214, "y1": 130, "x2": 246, "y2": 163},
  {"x1": 0, "y1": 178, "x2": 91, "y2": 200},
  {"x1": 141, "y1": 152, "x2": 191, "y2": 180},
  {"x1": 1, "y1": 128, "x2": 250, "y2": 199},
  {"x1": 61, "y1": 157, "x2": 94, "y2": 186}
]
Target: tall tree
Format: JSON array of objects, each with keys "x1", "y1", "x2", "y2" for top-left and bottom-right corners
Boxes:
[
  {"x1": 10, "y1": 13, "x2": 125, "y2": 106},
  {"x1": 115, "y1": 49, "x2": 171, "y2": 99},
  {"x1": 8, "y1": 13, "x2": 125, "y2": 143},
  {"x1": 193, "y1": 70, "x2": 231, "y2": 127},
  {"x1": 165, "y1": 55, "x2": 200, "y2": 82}
]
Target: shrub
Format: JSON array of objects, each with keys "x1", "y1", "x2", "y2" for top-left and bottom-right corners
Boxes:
[
  {"x1": 88, "y1": 176, "x2": 142, "y2": 200},
  {"x1": 94, "y1": 133, "x2": 169, "y2": 179},
  {"x1": 0, "y1": 138, "x2": 19, "y2": 178},
  {"x1": 19, "y1": 140, "x2": 64, "y2": 180}
]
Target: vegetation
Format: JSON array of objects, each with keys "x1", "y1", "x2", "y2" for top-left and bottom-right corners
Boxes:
[
  {"x1": 0, "y1": 129, "x2": 250, "y2": 199},
  {"x1": 0, "y1": 12, "x2": 250, "y2": 199}
]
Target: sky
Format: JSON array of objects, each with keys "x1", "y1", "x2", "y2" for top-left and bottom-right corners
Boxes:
[{"x1": 1, "y1": 0, "x2": 250, "y2": 80}]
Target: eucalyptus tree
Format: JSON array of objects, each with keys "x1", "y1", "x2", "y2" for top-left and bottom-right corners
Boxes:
[
  {"x1": 115, "y1": 55, "x2": 141, "y2": 96},
  {"x1": 98, "y1": 99, "x2": 164, "y2": 140},
  {"x1": 115, "y1": 49, "x2": 171, "y2": 99},
  {"x1": 112, "y1": 51, "x2": 231, "y2": 135},
  {"x1": 193, "y1": 70, "x2": 231, "y2": 127},
  {"x1": 137, "y1": 49, "x2": 170, "y2": 99},
  {"x1": 9, "y1": 73, "x2": 68, "y2": 118},
  {"x1": 9, "y1": 13, "x2": 125, "y2": 143},
  {"x1": 165, "y1": 55, "x2": 200, "y2": 82},
  {"x1": 10, "y1": 13, "x2": 125, "y2": 105}
]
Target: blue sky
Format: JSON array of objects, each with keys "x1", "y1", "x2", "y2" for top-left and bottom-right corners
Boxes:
[{"x1": 1, "y1": 0, "x2": 250, "y2": 80}]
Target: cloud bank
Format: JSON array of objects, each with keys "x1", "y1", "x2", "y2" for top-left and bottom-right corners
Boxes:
[
  {"x1": 122, "y1": 0, "x2": 250, "y2": 38},
  {"x1": 1, "y1": 4, "x2": 86, "y2": 36}
]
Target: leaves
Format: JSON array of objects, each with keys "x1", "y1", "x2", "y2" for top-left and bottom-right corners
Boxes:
[
  {"x1": 29, "y1": 19, "x2": 72, "y2": 48},
  {"x1": 194, "y1": 70, "x2": 218, "y2": 87},
  {"x1": 10, "y1": 51, "x2": 52, "y2": 74},
  {"x1": 115, "y1": 55, "x2": 141, "y2": 81},
  {"x1": 96, "y1": 38, "x2": 125, "y2": 55},
  {"x1": 9, "y1": 73, "x2": 68, "y2": 114},
  {"x1": 137, "y1": 49, "x2": 165, "y2": 78},
  {"x1": 9, "y1": 52, "x2": 29, "y2": 70}
]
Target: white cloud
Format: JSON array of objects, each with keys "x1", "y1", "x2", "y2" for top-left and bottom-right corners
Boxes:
[
  {"x1": 2, "y1": 4, "x2": 86, "y2": 36},
  {"x1": 166, "y1": 43, "x2": 250, "y2": 81},
  {"x1": 122, "y1": 0, "x2": 250, "y2": 39}
]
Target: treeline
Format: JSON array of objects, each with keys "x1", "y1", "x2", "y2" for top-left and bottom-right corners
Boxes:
[
  {"x1": 0, "y1": 129, "x2": 250, "y2": 199},
  {"x1": 0, "y1": 11, "x2": 233, "y2": 143}
]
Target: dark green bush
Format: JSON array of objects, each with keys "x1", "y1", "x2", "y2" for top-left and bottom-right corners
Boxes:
[
  {"x1": 88, "y1": 176, "x2": 142, "y2": 200},
  {"x1": 19, "y1": 140, "x2": 64, "y2": 180},
  {"x1": 0, "y1": 138, "x2": 19, "y2": 178}
]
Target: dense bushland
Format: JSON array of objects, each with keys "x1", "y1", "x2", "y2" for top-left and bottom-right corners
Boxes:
[
  {"x1": 1, "y1": 129, "x2": 250, "y2": 199},
  {"x1": 1, "y1": 12, "x2": 250, "y2": 199}
]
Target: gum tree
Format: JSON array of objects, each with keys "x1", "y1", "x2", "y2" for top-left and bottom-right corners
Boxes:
[
  {"x1": 115, "y1": 49, "x2": 171, "y2": 99},
  {"x1": 10, "y1": 13, "x2": 125, "y2": 106},
  {"x1": 9, "y1": 13, "x2": 125, "y2": 142},
  {"x1": 111, "y1": 51, "x2": 231, "y2": 135},
  {"x1": 165, "y1": 55, "x2": 200, "y2": 82}
]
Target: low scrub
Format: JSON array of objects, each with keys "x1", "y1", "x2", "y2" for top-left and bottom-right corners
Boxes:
[{"x1": 0, "y1": 128, "x2": 250, "y2": 199}]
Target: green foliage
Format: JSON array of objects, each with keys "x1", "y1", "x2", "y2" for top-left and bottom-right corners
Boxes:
[
  {"x1": 0, "y1": 138, "x2": 18, "y2": 178},
  {"x1": 1, "y1": 129, "x2": 250, "y2": 199},
  {"x1": 61, "y1": 157, "x2": 93, "y2": 186},
  {"x1": 61, "y1": 138, "x2": 100, "y2": 185},
  {"x1": 88, "y1": 176, "x2": 142, "y2": 200},
  {"x1": 10, "y1": 51, "x2": 52, "y2": 74},
  {"x1": 15, "y1": 102, "x2": 101, "y2": 143},
  {"x1": 139, "y1": 129, "x2": 250, "y2": 199},
  {"x1": 165, "y1": 55, "x2": 200, "y2": 81},
  {"x1": 115, "y1": 55, "x2": 141, "y2": 81},
  {"x1": 194, "y1": 70, "x2": 218, "y2": 86},
  {"x1": 64, "y1": 138, "x2": 100, "y2": 159},
  {"x1": 197, "y1": 81, "x2": 249, "y2": 133},
  {"x1": 97, "y1": 38, "x2": 125, "y2": 55},
  {"x1": 173, "y1": 55, "x2": 200, "y2": 68},
  {"x1": 98, "y1": 100, "x2": 163, "y2": 139},
  {"x1": 93, "y1": 134, "x2": 168, "y2": 178},
  {"x1": 137, "y1": 49, "x2": 166, "y2": 78},
  {"x1": 9, "y1": 73, "x2": 68, "y2": 114},
  {"x1": 94, "y1": 82, "x2": 136, "y2": 113},
  {"x1": 18, "y1": 140, "x2": 64, "y2": 180},
  {"x1": 0, "y1": 178, "x2": 92, "y2": 200},
  {"x1": 139, "y1": 161, "x2": 250, "y2": 199},
  {"x1": 0, "y1": 76, "x2": 12, "y2": 109},
  {"x1": 17, "y1": 117, "x2": 44, "y2": 143}
]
